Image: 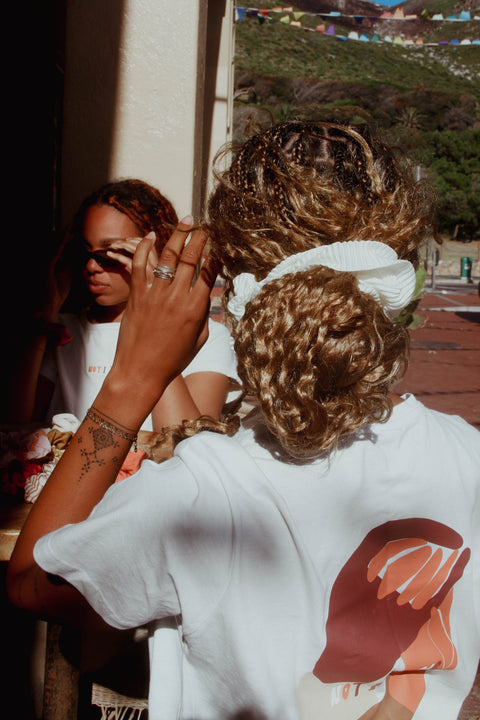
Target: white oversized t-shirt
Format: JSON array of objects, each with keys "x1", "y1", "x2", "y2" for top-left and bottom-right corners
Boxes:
[
  {"x1": 34, "y1": 396, "x2": 480, "y2": 720},
  {"x1": 41, "y1": 314, "x2": 240, "y2": 430}
]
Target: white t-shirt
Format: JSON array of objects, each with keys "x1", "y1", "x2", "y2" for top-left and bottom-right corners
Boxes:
[
  {"x1": 41, "y1": 314, "x2": 240, "y2": 430},
  {"x1": 34, "y1": 396, "x2": 480, "y2": 720}
]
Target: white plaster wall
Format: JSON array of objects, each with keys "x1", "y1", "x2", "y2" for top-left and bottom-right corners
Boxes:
[
  {"x1": 61, "y1": 0, "x2": 234, "y2": 223},
  {"x1": 109, "y1": 0, "x2": 200, "y2": 218}
]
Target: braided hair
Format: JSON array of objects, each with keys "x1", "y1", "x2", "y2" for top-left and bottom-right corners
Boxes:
[
  {"x1": 207, "y1": 121, "x2": 434, "y2": 293},
  {"x1": 205, "y1": 121, "x2": 436, "y2": 459},
  {"x1": 63, "y1": 179, "x2": 178, "y2": 313},
  {"x1": 72, "y1": 178, "x2": 178, "y2": 252}
]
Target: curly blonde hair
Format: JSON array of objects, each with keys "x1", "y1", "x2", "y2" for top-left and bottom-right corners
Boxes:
[{"x1": 204, "y1": 121, "x2": 436, "y2": 458}]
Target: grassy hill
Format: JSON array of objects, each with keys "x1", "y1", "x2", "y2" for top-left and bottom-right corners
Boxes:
[{"x1": 233, "y1": 1, "x2": 480, "y2": 237}]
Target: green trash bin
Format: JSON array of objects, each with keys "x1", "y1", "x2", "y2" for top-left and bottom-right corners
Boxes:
[{"x1": 461, "y1": 256, "x2": 472, "y2": 280}]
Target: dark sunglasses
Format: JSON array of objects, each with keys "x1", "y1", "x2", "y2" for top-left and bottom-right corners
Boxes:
[{"x1": 80, "y1": 248, "x2": 133, "y2": 271}]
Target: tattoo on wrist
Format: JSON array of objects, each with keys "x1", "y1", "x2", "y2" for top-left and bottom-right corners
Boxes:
[
  {"x1": 86, "y1": 406, "x2": 138, "y2": 449},
  {"x1": 80, "y1": 406, "x2": 138, "y2": 479}
]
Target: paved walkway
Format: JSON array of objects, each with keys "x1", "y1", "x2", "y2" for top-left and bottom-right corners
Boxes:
[{"x1": 395, "y1": 279, "x2": 480, "y2": 430}]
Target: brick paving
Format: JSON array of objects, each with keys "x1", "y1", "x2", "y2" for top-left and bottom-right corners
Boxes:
[{"x1": 395, "y1": 283, "x2": 480, "y2": 430}]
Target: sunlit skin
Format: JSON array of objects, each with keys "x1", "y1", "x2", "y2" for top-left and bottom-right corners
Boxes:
[
  {"x1": 80, "y1": 205, "x2": 229, "y2": 426},
  {"x1": 81, "y1": 205, "x2": 146, "y2": 323}
]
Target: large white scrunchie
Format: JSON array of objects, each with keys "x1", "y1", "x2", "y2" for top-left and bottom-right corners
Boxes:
[{"x1": 227, "y1": 241, "x2": 416, "y2": 321}]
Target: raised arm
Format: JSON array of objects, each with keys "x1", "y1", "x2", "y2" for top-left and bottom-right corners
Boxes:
[
  {"x1": 106, "y1": 236, "x2": 230, "y2": 430},
  {"x1": 7, "y1": 232, "x2": 73, "y2": 424},
  {"x1": 7, "y1": 220, "x2": 216, "y2": 626}
]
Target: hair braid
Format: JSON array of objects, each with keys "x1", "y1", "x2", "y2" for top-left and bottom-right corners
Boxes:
[
  {"x1": 72, "y1": 179, "x2": 178, "y2": 252},
  {"x1": 205, "y1": 120, "x2": 437, "y2": 458},
  {"x1": 206, "y1": 121, "x2": 436, "y2": 289}
]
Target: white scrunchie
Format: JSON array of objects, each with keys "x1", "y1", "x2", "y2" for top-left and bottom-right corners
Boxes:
[
  {"x1": 227, "y1": 241, "x2": 416, "y2": 321},
  {"x1": 51, "y1": 413, "x2": 80, "y2": 434}
]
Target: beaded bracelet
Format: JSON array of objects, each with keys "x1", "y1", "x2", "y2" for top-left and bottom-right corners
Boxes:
[{"x1": 86, "y1": 406, "x2": 138, "y2": 451}]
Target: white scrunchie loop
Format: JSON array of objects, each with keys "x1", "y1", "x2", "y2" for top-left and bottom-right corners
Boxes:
[{"x1": 227, "y1": 241, "x2": 416, "y2": 321}]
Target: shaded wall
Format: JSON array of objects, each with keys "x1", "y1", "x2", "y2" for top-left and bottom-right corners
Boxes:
[
  {"x1": 1, "y1": 0, "x2": 234, "y2": 420},
  {"x1": 61, "y1": 0, "x2": 234, "y2": 223}
]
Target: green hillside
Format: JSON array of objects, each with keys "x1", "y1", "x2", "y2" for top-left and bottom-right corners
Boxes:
[
  {"x1": 235, "y1": 20, "x2": 479, "y2": 90},
  {"x1": 233, "y1": 4, "x2": 480, "y2": 237}
]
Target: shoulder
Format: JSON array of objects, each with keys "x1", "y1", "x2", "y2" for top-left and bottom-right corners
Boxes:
[
  {"x1": 206, "y1": 319, "x2": 234, "y2": 344},
  {"x1": 382, "y1": 396, "x2": 480, "y2": 485},
  {"x1": 183, "y1": 320, "x2": 238, "y2": 380},
  {"x1": 398, "y1": 395, "x2": 480, "y2": 442}
]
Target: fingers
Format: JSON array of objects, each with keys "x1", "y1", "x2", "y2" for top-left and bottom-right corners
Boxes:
[
  {"x1": 161, "y1": 216, "x2": 195, "y2": 259},
  {"x1": 108, "y1": 237, "x2": 142, "y2": 254},
  {"x1": 106, "y1": 237, "x2": 142, "y2": 273},
  {"x1": 130, "y1": 233, "x2": 157, "y2": 292},
  {"x1": 153, "y1": 217, "x2": 207, "y2": 291},
  {"x1": 129, "y1": 219, "x2": 218, "y2": 303}
]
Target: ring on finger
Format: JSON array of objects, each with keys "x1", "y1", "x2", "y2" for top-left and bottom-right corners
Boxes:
[{"x1": 153, "y1": 264, "x2": 176, "y2": 281}]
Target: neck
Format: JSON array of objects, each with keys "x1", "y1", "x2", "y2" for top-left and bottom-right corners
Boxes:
[{"x1": 88, "y1": 303, "x2": 126, "y2": 323}]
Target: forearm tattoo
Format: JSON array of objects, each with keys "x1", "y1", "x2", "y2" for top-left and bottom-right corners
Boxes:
[
  {"x1": 77, "y1": 406, "x2": 137, "y2": 479},
  {"x1": 77, "y1": 426, "x2": 121, "y2": 479}
]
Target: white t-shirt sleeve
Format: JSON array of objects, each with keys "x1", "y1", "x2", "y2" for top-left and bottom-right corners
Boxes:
[
  {"x1": 39, "y1": 347, "x2": 58, "y2": 384},
  {"x1": 34, "y1": 454, "x2": 234, "y2": 630},
  {"x1": 183, "y1": 319, "x2": 239, "y2": 383}
]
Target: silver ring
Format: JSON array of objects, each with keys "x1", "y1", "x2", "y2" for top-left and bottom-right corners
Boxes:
[{"x1": 153, "y1": 264, "x2": 176, "y2": 281}]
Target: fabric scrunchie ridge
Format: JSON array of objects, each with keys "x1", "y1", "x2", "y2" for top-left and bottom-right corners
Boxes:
[{"x1": 226, "y1": 241, "x2": 416, "y2": 322}]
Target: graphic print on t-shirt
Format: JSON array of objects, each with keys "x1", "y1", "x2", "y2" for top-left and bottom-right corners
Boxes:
[{"x1": 297, "y1": 518, "x2": 470, "y2": 719}]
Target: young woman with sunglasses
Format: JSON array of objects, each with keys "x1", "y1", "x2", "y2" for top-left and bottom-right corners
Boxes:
[{"x1": 9, "y1": 179, "x2": 239, "y2": 431}]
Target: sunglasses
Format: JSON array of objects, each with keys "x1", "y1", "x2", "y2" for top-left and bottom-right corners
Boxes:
[{"x1": 80, "y1": 248, "x2": 133, "y2": 271}]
